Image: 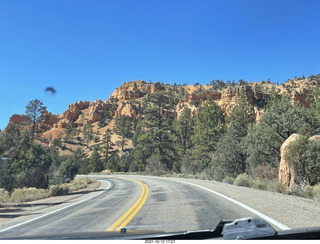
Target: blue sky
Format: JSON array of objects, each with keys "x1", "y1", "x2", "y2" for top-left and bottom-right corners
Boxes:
[{"x1": 1, "y1": 0, "x2": 319, "y2": 130}]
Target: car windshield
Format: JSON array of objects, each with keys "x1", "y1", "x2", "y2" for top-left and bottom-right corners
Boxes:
[{"x1": 1, "y1": 0, "x2": 320, "y2": 241}]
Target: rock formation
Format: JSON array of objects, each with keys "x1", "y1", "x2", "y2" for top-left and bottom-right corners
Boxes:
[
  {"x1": 8, "y1": 114, "x2": 31, "y2": 125},
  {"x1": 279, "y1": 133, "x2": 320, "y2": 189},
  {"x1": 279, "y1": 133, "x2": 301, "y2": 189},
  {"x1": 5, "y1": 77, "x2": 316, "y2": 155},
  {"x1": 115, "y1": 102, "x2": 137, "y2": 118},
  {"x1": 61, "y1": 101, "x2": 90, "y2": 121}
]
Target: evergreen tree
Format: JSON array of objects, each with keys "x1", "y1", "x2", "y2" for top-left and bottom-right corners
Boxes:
[
  {"x1": 133, "y1": 91, "x2": 176, "y2": 171},
  {"x1": 25, "y1": 99, "x2": 46, "y2": 140},
  {"x1": 83, "y1": 122, "x2": 93, "y2": 147},
  {"x1": 174, "y1": 106, "x2": 193, "y2": 154},
  {"x1": 106, "y1": 151, "x2": 120, "y2": 172},
  {"x1": 88, "y1": 147, "x2": 104, "y2": 173},
  {"x1": 245, "y1": 96, "x2": 313, "y2": 170},
  {"x1": 64, "y1": 121, "x2": 76, "y2": 143},
  {"x1": 118, "y1": 153, "x2": 133, "y2": 172},
  {"x1": 191, "y1": 98, "x2": 225, "y2": 171},
  {"x1": 0, "y1": 126, "x2": 52, "y2": 191},
  {"x1": 113, "y1": 115, "x2": 132, "y2": 151},
  {"x1": 305, "y1": 140, "x2": 320, "y2": 185},
  {"x1": 307, "y1": 86, "x2": 320, "y2": 134},
  {"x1": 213, "y1": 92, "x2": 255, "y2": 178},
  {"x1": 101, "y1": 129, "x2": 114, "y2": 166}
]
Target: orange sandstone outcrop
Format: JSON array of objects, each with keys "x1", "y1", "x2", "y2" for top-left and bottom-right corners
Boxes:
[
  {"x1": 8, "y1": 114, "x2": 31, "y2": 125},
  {"x1": 109, "y1": 80, "x2": 163, "y2": 101},
  {"x1": 115, "y1": 102, "x2": 137, "y2": 118},
  {"x1": 279, "y1": 133, "x2": 301, "y2": 189},
  {"x1": 61, "y1": 101, "x2": 90, "y2": 121},
  {"x1": 279, "y1": 134, "x2": 320, "y2": 189}
]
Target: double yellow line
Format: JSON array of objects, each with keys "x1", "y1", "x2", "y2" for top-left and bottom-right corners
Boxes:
[{"x1": 106, "y1": 178, "x2": 148, "y2": 232}]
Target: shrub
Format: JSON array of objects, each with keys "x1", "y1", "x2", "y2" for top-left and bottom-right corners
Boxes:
[
  {"x1": 68, "y1": 179, "x2": 92, "y2": 192},
  {"x1": 250, "y1": 179, "x2": 268, "y2": 191},
  {"x1": 223, "y1": 176, "x2": 234, "y2": 185},
  {"x1": 145, "y1": 156, "x2": 167, "y2": 176},
  {"x1": 49, "y1": 179, "x2": 93, "y2": 196},
  {"x1": 198, "y1": 169, "x2": 214, "y2": 180},
  {"x1": 49, "y1": 185, "x2": 69, "y2": 196},
  {"x1": 267, "y1": 180, "x2": 285, "y2": 193},
  {"x1": 303, "y1": 185, "x2": 314, "y2": 199},
  {"x1": 94, "y1": 135, "x2": 100, "y2": 143},
  {"x1": 253, "y1": 164, "x2": 278, "y2": 180},
  {"x1": 313, "y1": 184, "x2": 320, "y2": 202},
  {"x1": 0, "y1": 188, "x2": 10, "y2": 205},
  {"x1": 234, "y1": 173, "x2": 250, "y2": 187},
  {"x1": 11, "y1": 188, "x2": 49, "y2": 203},
  {"x1": 288, "y1": 184, "x2": 304, "y2": 197}
]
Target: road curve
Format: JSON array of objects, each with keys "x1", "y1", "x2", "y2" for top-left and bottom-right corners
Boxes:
[{"x1": 1, "y1": 174, "x2": 320, "y2": 238}]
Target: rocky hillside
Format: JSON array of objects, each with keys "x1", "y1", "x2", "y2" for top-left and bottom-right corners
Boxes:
[{"x1": 7, "y1": 76, "x2": 319, "y2": 156}]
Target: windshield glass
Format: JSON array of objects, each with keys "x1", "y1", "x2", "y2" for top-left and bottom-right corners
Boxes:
[{"x1": 1, "y1": 0, "x2": 320, "y2": 240}]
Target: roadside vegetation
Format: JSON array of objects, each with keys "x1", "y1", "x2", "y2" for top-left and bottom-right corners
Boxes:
[
  {"x1": 1, "y1": 74, "x2": 320, "y2": 204},
  {"x1": 0, "y1": 178, "x2": 94, "y2": 205}
]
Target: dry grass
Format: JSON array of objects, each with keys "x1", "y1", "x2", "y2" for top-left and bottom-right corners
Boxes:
[{"x1": 0, "y1": 179, "x2": 95, "y2": 205}]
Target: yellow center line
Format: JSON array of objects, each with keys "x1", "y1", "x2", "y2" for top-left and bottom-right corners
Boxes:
[{"x1": 106, "y1": 178, "x2": 148, "y2": 232}]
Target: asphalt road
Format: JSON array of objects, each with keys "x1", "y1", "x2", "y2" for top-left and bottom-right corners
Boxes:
[{"x1": 1, "y1": 174, "x2": 320, "y2": 239}]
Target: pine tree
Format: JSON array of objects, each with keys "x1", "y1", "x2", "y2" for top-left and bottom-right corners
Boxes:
[
  {"x1": 213, "y1": 92, "x2": 255, "y2": 178},
  {"x1": 83, "y1": 122, "x2": 93, "y2": 147},
  {"x1": 25, "y1": 99, "x2": 46, "y2": 140},
  {"x1": 133, "y1": 91, "x2": 176, "y2": 171},
  {"x1": 101, "y1": 129, "x2": 114, "y2": 166},
  {"x1": 64, "y1": 121, "x2": 76, "y2": 143},
  {"x1": 191, "y1": 98, "x2": 225, "y2": 171},
  {"x1": 88, "y1": 147, "x2": 104, "y2": 173},
  {"x1": 174, "y1": 106, "x2": 193, "y2": 154},
  {"x1": 113, "y1": 115, "x2": 132, "y2": 151},
  {"x1": 245, "y1": 96, "x2": 314, "y2": 170}
]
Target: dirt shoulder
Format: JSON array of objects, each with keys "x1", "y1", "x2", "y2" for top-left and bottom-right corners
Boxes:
[{"x1": 0, "y1": 181, "x2": 100, "y2": 224}]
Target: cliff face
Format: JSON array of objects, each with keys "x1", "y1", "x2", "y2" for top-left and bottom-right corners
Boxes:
[
  {"x1": 6, "y1": 77, "x2": 316, "y2": 156},
  {"x1": 109, "y1": 80, "x2": 163, "y2": 101}
]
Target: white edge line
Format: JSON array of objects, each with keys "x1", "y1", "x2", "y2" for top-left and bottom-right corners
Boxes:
[
  {"x1": 0, "y1": 180, "x2": 111, "y2": 233},
  {"x1": 182, "y1": 181, "x2": 290, "y2": 231}
]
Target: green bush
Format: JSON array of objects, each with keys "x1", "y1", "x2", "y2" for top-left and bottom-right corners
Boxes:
[
  {"x1": 234, "y1": 173, "x2": 250, "y2": 187},
  {"x1": 68, "y1": 179, "x2": 92, "y2": 192},
  {"x1": 267, "y1": 180, "x2": 285, "y2": 193},
  {"x1": 303, "y1": 185, "x2": 314, "y2": 199},
  {"x1": 313, "y1": 184, "x2": 320, "y2": 201},
  {"x1": 223, "y1": 176, "x2": 234, "y2": 185},
  {"x1": 288, "y1": 184, "x2": 304, "y2": 197},
  {"x1": 49, "y1": 185, "x2": 69, "y2": 196},
  {"x1": 10, "y1": 188, "x2": 49, "y2": 203},
  {"x1": 249, "y1": 179, "x2": 268, "y2": 191},
  {"x1": 49, "y1": 179, "x2": 93, "y2": 196},
  {"x1": 0, "y1": 188, "x2": 10, "y2": 205},
  {"x1": 198, "y1": 169, "x2": 214, "y2": 180}
]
